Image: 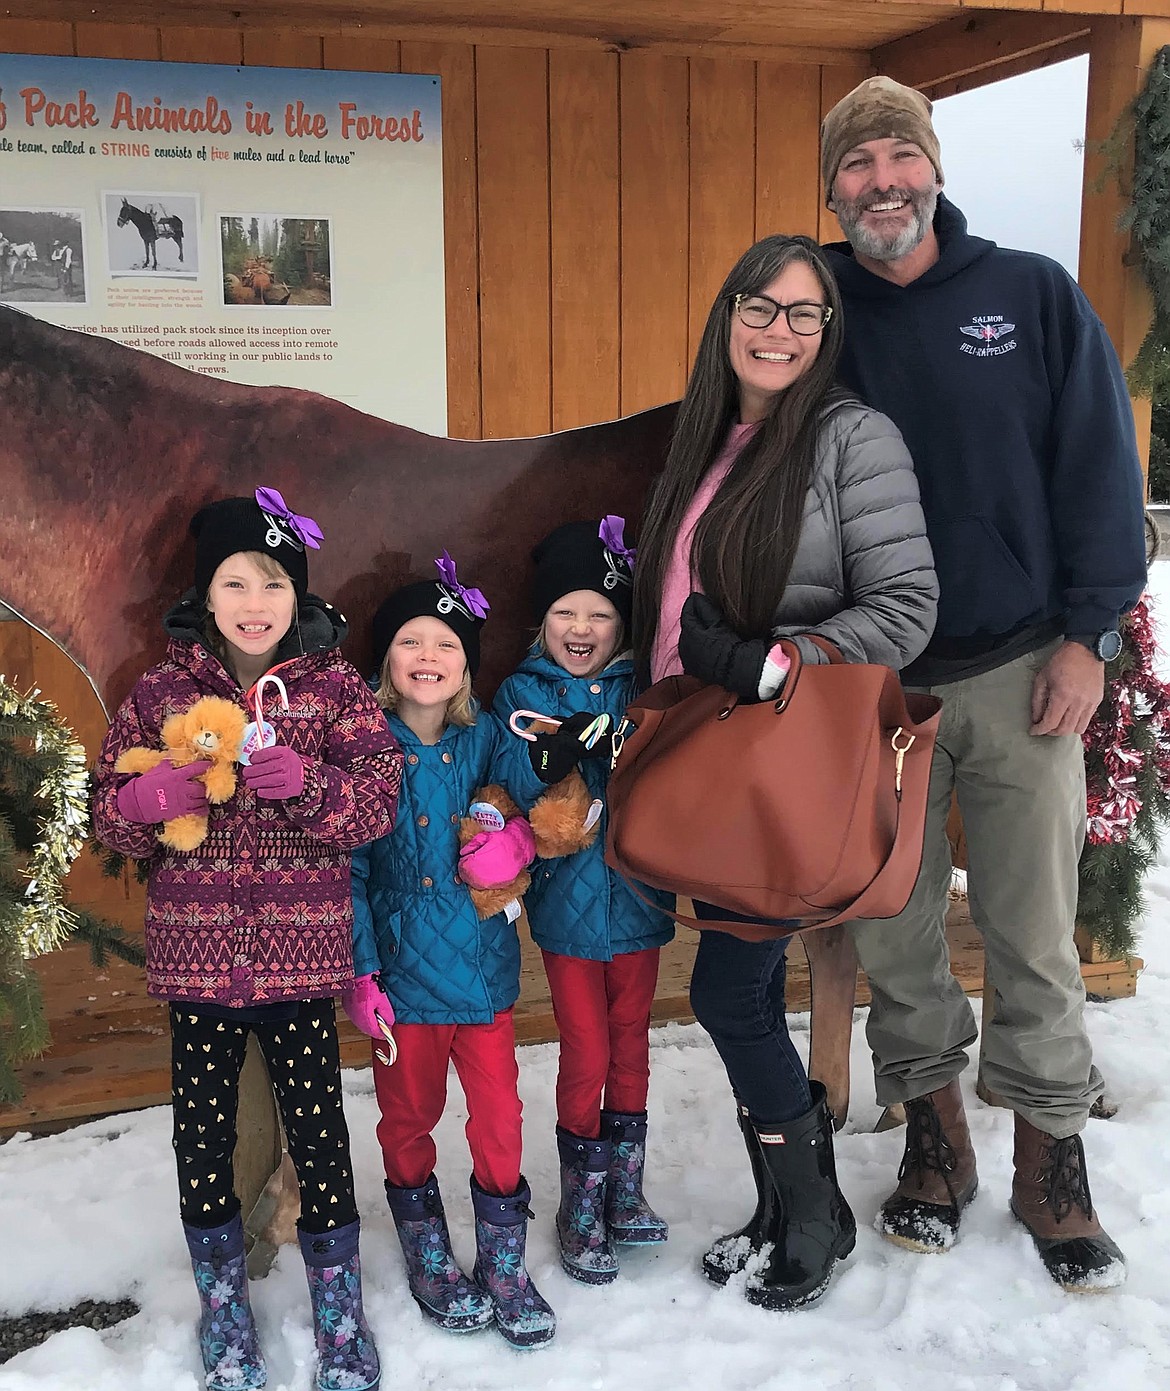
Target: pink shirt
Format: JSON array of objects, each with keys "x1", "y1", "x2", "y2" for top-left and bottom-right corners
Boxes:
[{"x1": 651, "y1": 422, "x2": 760, "y2": 682}]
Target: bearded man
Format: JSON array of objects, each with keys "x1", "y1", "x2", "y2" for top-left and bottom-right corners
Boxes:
[{"x1": 820, "y1": 75, "x2": 1146, "y2": 1292}]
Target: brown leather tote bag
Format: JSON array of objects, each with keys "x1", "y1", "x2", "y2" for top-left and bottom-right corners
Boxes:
[{"x1": 604, "y1": 638, "x2": 942, "y2": 940}]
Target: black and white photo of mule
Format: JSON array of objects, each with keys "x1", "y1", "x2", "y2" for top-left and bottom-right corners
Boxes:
[{"x1": 104, "y1": 191, "x2": 200, "y2": 278}]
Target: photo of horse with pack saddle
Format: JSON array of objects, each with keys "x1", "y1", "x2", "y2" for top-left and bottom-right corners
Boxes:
[
  {"x1": 104, "y1": 191, "x2": 199, "y2": 278},
  {"x1": 220, "y1": 213, "x2": 333, "y2": 307}
]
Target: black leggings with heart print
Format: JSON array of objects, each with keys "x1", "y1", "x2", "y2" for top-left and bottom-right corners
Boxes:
[{"x1": 170, "y1": 1000, "x2": 358, "y2": 1233}]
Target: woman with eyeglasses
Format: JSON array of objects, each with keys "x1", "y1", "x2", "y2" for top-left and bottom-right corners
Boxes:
[{"x1": 631, "y1": 234, "x2": 938, "y2": 1313}]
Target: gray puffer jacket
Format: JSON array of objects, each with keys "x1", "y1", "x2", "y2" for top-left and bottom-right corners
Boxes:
[{"x1": 770, "y1": 400, "x2": 937, "y2": 668}]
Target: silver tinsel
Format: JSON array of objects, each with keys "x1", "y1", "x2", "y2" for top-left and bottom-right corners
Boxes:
[{"x1": 1, "y1": 677, "x2": 90, "y2": 957}]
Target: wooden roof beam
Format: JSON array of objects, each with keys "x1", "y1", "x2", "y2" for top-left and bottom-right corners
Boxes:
[{"x1": 874, "y1": 11, "x2": 1092, "y2": 97}]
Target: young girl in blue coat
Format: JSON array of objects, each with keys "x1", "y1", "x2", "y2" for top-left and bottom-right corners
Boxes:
[
  {"x1": 493, "y1": 518, "x2": 674, "y2": 1286},
  {"x1": 349, "y1": 556, "x2": 556, "y2": 1349}
]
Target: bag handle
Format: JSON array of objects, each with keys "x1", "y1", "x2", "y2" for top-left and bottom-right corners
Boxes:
[
  {"x1": 767, "y1": 634, "x2": 844, "y2": 713},
  {"x1": 804, "y1": 634, "x2": 846, "y2": 664}
]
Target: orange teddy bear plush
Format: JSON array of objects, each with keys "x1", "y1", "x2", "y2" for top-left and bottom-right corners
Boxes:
[
  {"x1": 523, "y1": 719, "x2": 602, "y2": 860},
  {"x1": 115, "y1": 695, "x2": 248, "y2": 851}
]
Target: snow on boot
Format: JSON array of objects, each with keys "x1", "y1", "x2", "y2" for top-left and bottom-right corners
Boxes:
[
  {"x1": 384, "y1": 1176, "x2": 494, "y2": 1332},
  {"x1": 555, "y1": 1126, "x2": 619, "y2": 1285},
  {"x1": 702, "y1": 1102, "x2": 775, "y2": 1286},
  {"x1": 745, "y1": 1083, "x2": 856, "y2": 1311},
  {"x1": 601, "y1": 1109, "x2": 668, "y2": 1246},
  {"x1": 299, "y1": 1221, "x2": 381, "y2": 1391},
  {"x1": 470, "y1": 1176, "x2": 557, "y2": 1349},
  {"x1": 876, "y1": 1079, "x2": 978, "y2": 1253},
  {"x1": 184, "y1": 1215, "x2": 267, "y2": 1391},
  {"x1": 1010, "y1": 1114, "x2": 1126, "y2": 1292}
]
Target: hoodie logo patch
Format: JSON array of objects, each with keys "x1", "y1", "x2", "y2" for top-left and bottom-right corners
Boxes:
[{"x1": 959, "y1": 316, "x2": 1017, "y2": 357}]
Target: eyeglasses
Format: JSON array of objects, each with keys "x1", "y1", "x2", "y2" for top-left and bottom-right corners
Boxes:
[{"x1": 732, "y1": 293, "x2": 833, "y2": 335}]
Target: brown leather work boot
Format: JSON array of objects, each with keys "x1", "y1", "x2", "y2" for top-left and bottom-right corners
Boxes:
[
  {"x1": 1010, "y1": 1114, "x2": 1126, "y2": 1292},
  {"x1": 876, "y1": 1079, "x2": 978, "y2": 1252}
]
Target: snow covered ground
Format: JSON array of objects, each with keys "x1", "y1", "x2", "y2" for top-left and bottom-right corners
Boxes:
[{"x1": 4, "y1": 582, "x2": 1170, "y2": 1391}]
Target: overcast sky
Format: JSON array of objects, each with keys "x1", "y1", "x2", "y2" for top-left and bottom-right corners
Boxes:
[{"x1": 932, "y1": 55, "x2": 1089, "y2": 276}]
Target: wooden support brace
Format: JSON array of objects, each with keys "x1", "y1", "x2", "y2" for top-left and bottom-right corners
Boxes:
[{"x1": 800, "y1": 924, "x2": 861, "y2": 1129}]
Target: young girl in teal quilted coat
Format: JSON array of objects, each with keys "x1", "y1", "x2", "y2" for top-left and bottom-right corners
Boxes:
[
  {"x1": 348, "y1": 555, "x2": 556, "y2": 1350},
  {"x1": 492, "y1": 517, "x2": 674, "y2": 1288}
]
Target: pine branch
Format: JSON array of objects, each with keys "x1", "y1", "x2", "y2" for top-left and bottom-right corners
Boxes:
[
  {"x1": 1118, "y1": 47, "x2": 1170, "y2": 399},
  {"x1": 68, "y1": 910, "x2": 146, "y2": 970}
]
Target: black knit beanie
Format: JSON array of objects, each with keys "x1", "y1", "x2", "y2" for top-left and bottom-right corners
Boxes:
[
  {"x1": 191, "y1": 490, "x2": 319, "y2": 602},
  {"x1": 531, "y1": 517, "x2": 636, "y2": 626},
  {"x1": 371, "y1": 556, "x2": 489, "y2": 679}
]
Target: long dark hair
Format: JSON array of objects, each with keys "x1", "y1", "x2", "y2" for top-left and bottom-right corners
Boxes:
[{"x1": 631, "y1": 235, "x2": 851, "y2": 679}]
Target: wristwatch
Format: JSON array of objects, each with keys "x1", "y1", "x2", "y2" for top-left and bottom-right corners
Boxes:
[{"x1": 1069, "y1": 630, "x2": 1123, "y2": 662}]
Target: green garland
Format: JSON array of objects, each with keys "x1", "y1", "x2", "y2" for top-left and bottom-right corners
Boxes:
[
  {"x1": 0, "y1": 679, "x2": 90, "y2": 957},
  {"x1": 1121, "y1": 45, "x2": 1170, "y2": 399},
  {"x1": 1, "y1": 677, "x2": 144, "y2": 1104}
]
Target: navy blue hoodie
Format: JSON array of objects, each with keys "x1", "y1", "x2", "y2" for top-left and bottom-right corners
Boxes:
[{"x1": 824, "y1": 196, "x2": 1145, "y2": 679}]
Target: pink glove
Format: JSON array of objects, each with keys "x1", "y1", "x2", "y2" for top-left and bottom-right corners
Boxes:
[
  {"x1": 117, "y1": 760, "x2": 211, "y2": 823},
  {"x1": 242, "y1": 744, "x2": 305, "y2": 799},
  {"x1": 341, "y1": 974, "x2": 397, "y2": 1064},
  {"x1": 458, "y1": 815, "x2": 537, "y2": 890}
]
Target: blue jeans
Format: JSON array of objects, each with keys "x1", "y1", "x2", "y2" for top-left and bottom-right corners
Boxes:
[{"x1": 689, "y1": 903, "x2": 812, "y2": 1126}]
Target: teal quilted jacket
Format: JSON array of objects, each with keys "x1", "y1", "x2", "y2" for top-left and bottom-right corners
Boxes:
[
  {"x1": 493, "y1": 651, "x2": 674, "y2": 962},
  {"x1": 351, "y1": 710, "x2": 521, "y2": 1024}
]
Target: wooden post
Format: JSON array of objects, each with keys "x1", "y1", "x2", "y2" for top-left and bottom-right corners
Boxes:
[
  {"x1": 233, "y1": 1036, "x2": 288, "y2": 1277},
  {"x1": 1078, "y1": 14, "x2": 1170, "y2": 480},
  {"x1": 800, "y1": 925, "x2": 860, "y2": 1129}
]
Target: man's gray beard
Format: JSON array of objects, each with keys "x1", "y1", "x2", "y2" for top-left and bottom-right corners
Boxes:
[{"x1": 836, "y1": 186, "x2": 938, "y2": 263}]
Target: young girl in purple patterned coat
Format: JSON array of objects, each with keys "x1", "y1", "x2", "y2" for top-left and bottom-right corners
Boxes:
[{"x1": 93, "y1": 490, "x2": 403, "y2": 1391}]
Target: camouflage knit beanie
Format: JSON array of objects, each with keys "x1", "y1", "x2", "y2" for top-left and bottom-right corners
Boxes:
[{"x1": 821, "y1": 75, "x2": 944, "y2": 205}]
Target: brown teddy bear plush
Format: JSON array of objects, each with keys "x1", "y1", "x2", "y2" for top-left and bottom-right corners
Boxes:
[
  {"x1": 457, "y1": 783, "x2": 534, "y2": 920},
  {"x1": 523, "y1": 719, "x2": 602, "y2": 860},
  {"x1": 115, "y1": 695, "x2": 248, "y2": 851}
]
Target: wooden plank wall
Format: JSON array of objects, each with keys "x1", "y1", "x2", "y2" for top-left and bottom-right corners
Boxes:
[{"x1": 0, "y1": 17, "x2": 871, "y2": 439}]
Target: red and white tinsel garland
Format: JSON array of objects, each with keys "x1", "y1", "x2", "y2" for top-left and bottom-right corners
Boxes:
[{"x1": 1083, "y1": 595, "x2": 1170, "y2": 844}]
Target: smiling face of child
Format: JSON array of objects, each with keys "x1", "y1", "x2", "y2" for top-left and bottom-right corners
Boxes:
[
  {"x1": 205, "y1": 551, "x2": 296, "y2": 675},
  {"x1": 386, "y1": 615, "x2": 468, "y2": 713},
  {"x1": 542, "y1": 589, "x2": 622, "y2": 679}
]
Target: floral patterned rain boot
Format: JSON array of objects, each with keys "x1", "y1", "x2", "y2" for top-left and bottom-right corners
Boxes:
[
  {"x1": 183, "y1": 1214, "x2": 267, "y2": 1391},
  {"x1": 601, "y1": 1109, "x2": 669, "y2": 1246},
  {"x1": 555, "y1": 1126, "x2": 619, "y2": 1284},
  {"x1": 384, "y1": 1175, "x2": 494, "y2": 1332},
  {"x1": 470, "y1": 1176, "x2": 557, "y2": 1349},
  {"x1": 298, "y1": 1220, "x2": 381, "y2": 1391}
]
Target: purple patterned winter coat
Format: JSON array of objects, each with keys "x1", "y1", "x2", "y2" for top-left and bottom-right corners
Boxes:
[{"x1": 93, "y1": 598, "x2": 403, "y2": 1007}]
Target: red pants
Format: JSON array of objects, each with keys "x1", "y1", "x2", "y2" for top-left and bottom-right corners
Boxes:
[
  {"x1": 542, "y1": 947, "x2": 661, "y2": 1138},
  {"x1": 372, "y1": 1010, "x2": 522, "y2": 1197}
]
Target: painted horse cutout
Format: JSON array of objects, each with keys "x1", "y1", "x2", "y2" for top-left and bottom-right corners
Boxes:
[
  {"x1": 116, "y1": 198, "x2": 184, "y2": 270},
  {"x1": 0, "y1": 303, "x2": 860, "y2": 1121}
]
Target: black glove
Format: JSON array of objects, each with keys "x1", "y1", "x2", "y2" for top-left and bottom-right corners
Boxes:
[
  {"x1": 677, "y1": 592, "x2": 770, "y2": 701},
  {"x1": 527, "y1": 711, "x2": 613, "y2": 785}
]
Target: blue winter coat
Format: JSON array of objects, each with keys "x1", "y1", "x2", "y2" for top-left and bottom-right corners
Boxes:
[
  {"x1": 493, "y1": 651, "x2": 675, "y2": 962},
  {"x1": 351, "y1": 710, "x2": 521, "y2": 1025}
]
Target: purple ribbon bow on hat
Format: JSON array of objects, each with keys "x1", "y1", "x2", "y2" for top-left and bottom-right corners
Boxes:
[
  {"x1": 435, "y1": 550, "x2": 490, "y2": 619},
  {"x1": 254, "y1": 487, "x2": 324, "y2": 550},
  {"x1": 599, "y1": 515, "x2": 636, "y2": 569}
]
